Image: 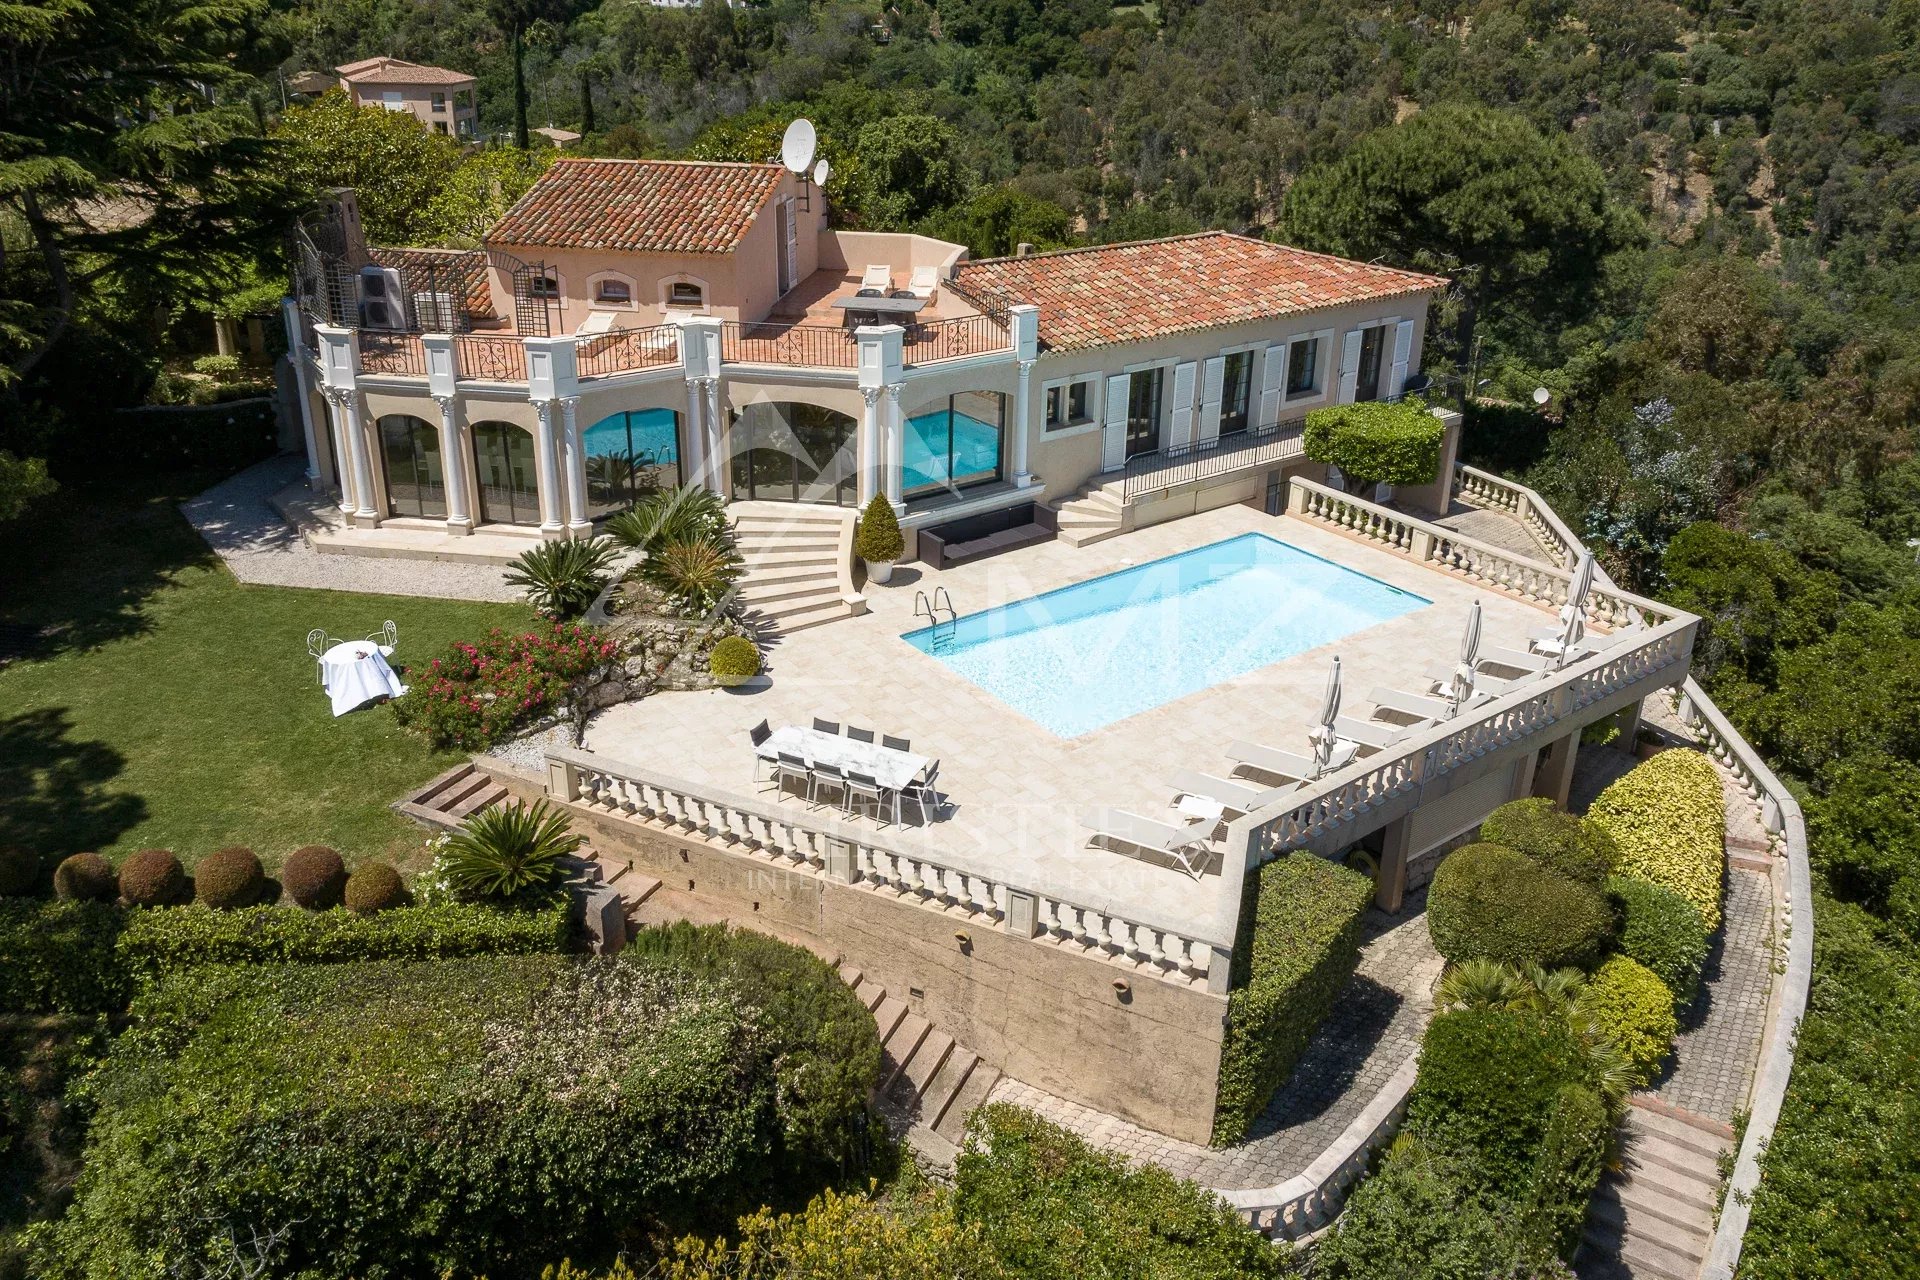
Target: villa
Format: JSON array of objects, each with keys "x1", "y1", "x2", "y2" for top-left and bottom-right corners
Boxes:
[{"x1": 333, "y1": 57, "x2": 478, "y2": 138}]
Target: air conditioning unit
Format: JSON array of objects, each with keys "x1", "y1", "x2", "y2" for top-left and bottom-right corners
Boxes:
[
  {"x1": 356, "y1": 265, "x2": 406, "y2": 329},
  {"x1": 412, "y1": 291, "x2": 457, "y2": 332}
]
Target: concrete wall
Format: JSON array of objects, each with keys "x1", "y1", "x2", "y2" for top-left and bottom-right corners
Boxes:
[{"x1": 567, "y1": 799, "x2": 1231, "y2": 1144}]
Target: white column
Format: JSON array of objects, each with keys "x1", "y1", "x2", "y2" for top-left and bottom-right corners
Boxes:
[
  {"x1": 1012, "y1": 358, "x2": 1035, "y2": 486},
  {"x1": 560, "y1": 396, "x2": 589, "y2": 535},
  {"x1": 884, "y1": 384, "x2": 905, "y2": 510},
  {"x1": 684, "y1": 377, "x2": 707, "y2": 488},
  {"x1": 704, "y1": 377, "x2": 725, "y2": 496},
  {"x1": 432, "y1": 394, "x2": 473, "y2": 534},
  {"x1": 326, "y1": 395, "x2": 353, "y2": 512},
  {"x1": 327, "y1": 387, "x2": 379, "y2": 525},
  {"x1": 858, "y1": 386, "x2": 882, "y2": 507},
  {"x1": 280, "y1": 299, "x2": 323, "y2": 486},
  {"x1": 531, "y1": 398, "x2": 565, "y2": 536}
]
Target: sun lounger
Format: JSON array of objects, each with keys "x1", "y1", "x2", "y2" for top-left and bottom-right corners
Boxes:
[
  {"x1": 1335, "y1": 714, "x2": 1433, "y2": 751},
  {"x1": 1421, "y1": 662, "x2": 1547, "y2": 699},
  {"x1": 1077, "y1": 806, "x2": 1213, "y2": 876},
  {"x1": 1368, "y1": 686, "x2": 1461, "y2": 722},
  {"x1": 1227, "y1": 738, "x2": 1359, "y2": 783},
  {"x1": 907, "y1": 264, "x2": 940, "y2": 299},
  {"x1": 1168, "y1": 769, "x2": 1302, "y2": 818},
  {"x1": 861, "y1": 264, "x2": 892, "y2": 291}
]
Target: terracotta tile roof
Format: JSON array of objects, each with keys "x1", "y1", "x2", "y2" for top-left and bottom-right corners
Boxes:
[
  {"x1": 486, "y1": 158, "x2": 785, "y2": 255},
  {"x1": 368, "y1": 247, "x2": 497, "y2": 321},
  {"x1": 952, "y1": 232, "x2": 1448, "y2": 353},
  {"x1": 336, "y1": 57, "x2": 475, "y2": 87}
]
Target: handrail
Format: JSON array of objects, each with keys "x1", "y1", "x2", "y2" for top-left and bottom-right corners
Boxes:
[
  {"x1": 542, "y1": 746, "x2": 1235, "y2": 989},
  {"x1": 358, "y1": 331, "x2": 426, "y2": 377},
  {"x1": 903, "y1": 312, "x2": 1010, "y2": 364},
  {"x1": 577, "y1": 324, "x2": 680, "y2": 378},
  {"x1": 721, "y1": 320, "x2": 859, "y2": 369},
  {"x1": 1452, "y1": 463, "x2": 1582, "y2": 569},
  {"x1": 1122, "y1": 425, "x2": 1305, "y2": 502},
  {"x1": 1676, "y1": 678, "x2": 1813, "y2": 1280}
]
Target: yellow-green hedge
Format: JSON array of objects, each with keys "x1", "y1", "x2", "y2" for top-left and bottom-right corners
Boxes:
[
  {"x1": 1578, "y1": 955, "x2": 1678, "y2": 1087},
  {"x1": 1587, "y1": 749, "x2": 1725, "y2": 931}
]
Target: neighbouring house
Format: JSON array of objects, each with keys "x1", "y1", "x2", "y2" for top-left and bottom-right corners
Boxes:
[
  {"x1": 335, "y1": 56, "x2": 478, "y2": 138},
  {"x1": 283, "y1": 150, "x2": 1450, "y2": 560}
]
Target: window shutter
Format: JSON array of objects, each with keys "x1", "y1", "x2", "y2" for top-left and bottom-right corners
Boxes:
[
  {"x1": 1337, "y1": 329, "x2": 1364, "y2": 403},
  {"x1": 1199, "y1": 356, "x2": 1226, "y2": 445},
  {"x1": 783, "y1": 201, "x2": 800, "y2": 294},
  {"x1": 1258, "y1": 344, "x2": 1286, "y2": 427},
  {"x1": 1102, "y1": 373, "x2": 1130, "y2": 472},
  {"x1": 1390, "y1": 318, "x2": 1415, "y2": 396},
  {"x1": 1169, "y1": 360, "x2": 1197, "y2": 450}
]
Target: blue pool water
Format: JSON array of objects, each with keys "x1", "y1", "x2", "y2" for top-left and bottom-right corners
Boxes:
[
  {"x1": 904, "y1": 410, "x2": 999, "y2": 490},
  {"x1": 902, "y1": 533, "x2": 1429, "y2": 737},
  {"x1": 583, "y1": 408, "x2": 679, "y2": 464}
]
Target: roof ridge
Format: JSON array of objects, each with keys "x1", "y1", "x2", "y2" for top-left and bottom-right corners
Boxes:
[
  {"x1": 551, "y1": 156, "x2": 785, "y2": 172},
  {"x1": 961, "y1": 229, "x2": 1230, "y2": 270}
]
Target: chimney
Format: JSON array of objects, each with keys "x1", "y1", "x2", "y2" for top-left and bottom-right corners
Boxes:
[{"x1": 1016, "y1": 242, "x2": 1035, "y2": 257}]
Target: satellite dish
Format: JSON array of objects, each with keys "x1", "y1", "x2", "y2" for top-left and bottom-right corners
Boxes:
[
  {"x1": 1532, "y1": 386, "x2": 1551, "y2": 406},
  {"x1": 812, "y1": 158, "x2": 830, "y2": 187},
  {"x1": 780, "y1": 118, "x2": 817, "y2": 175}
]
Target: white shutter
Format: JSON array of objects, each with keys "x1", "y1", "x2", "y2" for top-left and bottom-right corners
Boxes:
[
  {"x1": 1337, "y1": 329, "x2": 1364, "y2": 404},
  {"x1": 1102, "y1": 373, "x2": 1130, "y2": 472},
  {"x1": 1390, "y1": 319, "x2": 1414, "y2": 396},
  {"x1": 782, "y1": 200, "x2": 799, "y2": 294},
  {"x1": 1169, "y1": 360, "x2": 1197, "y2": 450},
  {"x1": 1199, "y1": 356, "x2": 1226, "y2": 445},
  {"x1": 1257, "y1": 343, "x2": 1286, "y2": 427}
]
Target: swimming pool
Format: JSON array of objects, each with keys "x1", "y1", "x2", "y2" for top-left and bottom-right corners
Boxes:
[
  {"x1": 902, "y1": 533, "x2": 1429, "y2": 737},
  {"x1": 904, "y1": 410, "x2": 999, "y2": 491}
]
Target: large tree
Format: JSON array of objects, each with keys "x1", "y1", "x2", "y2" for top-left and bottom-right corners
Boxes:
[
  {"x1": 485, "y1": 0, "x2": 586, "y2": 149},
  {"x1": 1280, "y1": 105, "x2": 1628, "y2": 369}
]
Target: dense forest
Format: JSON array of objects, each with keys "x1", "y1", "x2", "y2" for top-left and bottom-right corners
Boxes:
[{"x1": 2, "y1": 0, "x2": 1917, "y2": 1274}]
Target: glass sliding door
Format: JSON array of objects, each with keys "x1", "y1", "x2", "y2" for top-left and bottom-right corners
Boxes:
[
  {"x1": 582, "y1": 407, "x2": 682, "y2": 520},
  {"x1": 378, "y1": 414, "x2": 446, "y2": 518},
  {"x1": 1355, "y1": 326, "x2": 1385, "y2": 402},
  {"x1": 471, "y1": 421, "x2": 541, "y2": 526},
  {"x1": 904, "y1": 391, "x2": 1004, "y2": 499},
  {"x1": 1219, "y1": 351, "x2": 1254, "y2": 437},
  {"x1": 727, "y1": 402, "x2": 857, "y2": 506},
  {"x1": 1126, "y1": 367, "x2": 1164, "y2": 458}
]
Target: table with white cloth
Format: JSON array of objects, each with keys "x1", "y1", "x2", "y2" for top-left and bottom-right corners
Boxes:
[
  {"x1": 756, "y1": 725, "x2": 932, "y2": 795},
  {"x1": 320, "y1": 641, "x2": 407, "y2": 717}
]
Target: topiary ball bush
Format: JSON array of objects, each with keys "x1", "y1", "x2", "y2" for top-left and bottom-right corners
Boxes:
[
  {"x1": 0, "y1": 846, "x2": 40, "y2": 897},
  {"x1": 708, "y1": 635, "x2": 762, "y2": 687},
  {"x1": 195, "y1": 846, "x2": 266, "y2": 910},
  {"x1": 1428, "y1": 843, "x2": 1613, "y2": 971},
  {"x1": 1577, "y1": 955, "x2": 1678, "y2": 1087},
  {"x1": 1608, "y1": 874, "x2": 1708, "y2": 1007},
  {"x1": 854, "y1": 493, "x2": 904, "y2": 564},
  {"x1": 344, "y1": 861, "x2": 407, "y2": 914},
  {"x1": 1478, "y1": 796, "x2": 1617, "y2": 888},
  {"x1": 282, "y1": 845, "x2": 348, "y2": 909},
  {"x1": 118, "y1": 848, "x2": 187, "y2": 907},
  {"x1": 53, "y1": 852, "x2": 117, "y2": 902}
]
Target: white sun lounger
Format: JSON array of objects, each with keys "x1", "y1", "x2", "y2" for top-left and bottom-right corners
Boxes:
[
  {"x1": 1334, "y1": 714, "x2": 1433, "y2": 750},
  {"x1": 907, "y1": 264, "x2": 940, "y2": 299},
  {"x1": 861, "y1": 264, "x2": 893, "y2": 290},
  {"x1": 1226, "y1": 738, "x2": 1359, "y2": 783},
  {"x1": 1368, "y1": 686, "x2": 1460, "y2": 721},
  {"x1": 1421, "y1": 662, "x2": 1548, "y2": 699},
  {"x1": 1168, "y1": 769, "x2": 1302, "y2": 818},
  {"x1": 1077, "y1": 806, "x2": 1213, "y2": 877}
]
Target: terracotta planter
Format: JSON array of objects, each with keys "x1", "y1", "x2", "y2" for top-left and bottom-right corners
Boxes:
[{"x1": 865, "y1": 558, "x2": 895, "y2": 585}]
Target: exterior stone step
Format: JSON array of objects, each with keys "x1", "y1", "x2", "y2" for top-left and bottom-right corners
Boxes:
[
  {"x1": 394, "y1": 764, "x2": 509, "y2": 830},
  {"x1": 447, "y1": 778, "x2": 508, "y2": 820},
  {"x1": 1625, "y1": 1099, "x2": 1735, "y2": 1157},
  {"x1": 758, "y1": 598, "x2": 855, "y2": 633},
  {"x1": 1054, "y1": 507, "x2": 1121, "y2": 528},
  {"x1": 919, "y1": 1047, "x2": 981, "y2": 1134},
  {"x1": 932, "y1": 1059, "x2": 1000, "y2": 1145},
  {"x1": 732, "y1": 512, "x2": 847, "y2": 530},
  {"x1": 893, "y1": 1028, "x2": 955, "y2": 1097},
  {"x1": 740, "y1": 548, "x2": 840, "y2": 568},
  {"x1": 882, "y1": 1010, "x2": 932, "y2": 1067},
  {"x1": 1621, "y1": 1129, "x2": 1725, "y2": 1184},
  {"x1": 871, "y1": 995, "x2": 910, "y2": 1043},
  {"x1": 1589, "y1": 1183, "x2": 1711, "y2": 1247},
  {"x1": 1614, "y1": 1152, "x2": 1720, "y2": 1215},
  {"x1": 1057, "y1": 523, "x2": 1125, "y2": 548},
  {"x1": 853, "y1": 978, "x2": 888, "y2": 1012},
  {"x1": 1602, "y1": 1173, "x2": 1714, "y2": 1237},
  {"x1": 738, "y1": 577, "x2": 840, "y2": 606},
  {"x1": 1581, "y1": 1223, "x2": 1705, "y2": 1280}
]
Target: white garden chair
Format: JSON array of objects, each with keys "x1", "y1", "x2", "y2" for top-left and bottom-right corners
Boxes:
[
  {"x1": 307, "y1": 628, "x2": 336, "y2": 683},
  {"x1": 366, "y1": 619, "x2": 397, "y2": 656}
]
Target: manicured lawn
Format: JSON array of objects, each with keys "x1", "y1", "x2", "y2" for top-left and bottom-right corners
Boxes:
[{"x1": 0, "y1": 474, "x2": 534, "y2": 872}]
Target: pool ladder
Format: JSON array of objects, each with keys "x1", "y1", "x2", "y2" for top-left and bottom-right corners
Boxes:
[{"x1": 914, "y1": 587, "x2": 957, "y2": 650}]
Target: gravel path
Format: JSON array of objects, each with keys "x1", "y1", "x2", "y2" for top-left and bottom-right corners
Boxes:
[{"x1": 181, "y1": 456, "x2": 521, "y2": 602}]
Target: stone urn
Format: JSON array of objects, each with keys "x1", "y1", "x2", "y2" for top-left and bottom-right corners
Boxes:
[{"x1": 864, "y1": 557, "x2": 895, "y2": 585}]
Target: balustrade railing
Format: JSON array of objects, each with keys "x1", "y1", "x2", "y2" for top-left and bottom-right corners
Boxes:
[
  {"x1": 721, "y1": 320, "x2": 859, "y2": 368},
  {"x1": 1452, "y1": 463, "x2": 1582, "y2": 569},
  {"x1": 544, "y1": 747, "x2": 1231, "y2": 987},
  {"x1": 358, "y1": 332, "x2": 426, "y2": 377},
  {"x1": 577, "y1": 325, "x2": 680, "y2": 378},
  {"x1": 1122, "y1": 424, "x2": 1306, "y2": 502},
  {"x1": 453, "y1": 334, "x2": 527, "y2": 382},
  {"x1": 902, "y1": 313, "x2": 1010, "y2": 364}
]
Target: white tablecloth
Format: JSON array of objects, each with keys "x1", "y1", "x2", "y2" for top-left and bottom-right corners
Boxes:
[
  {"x1": 320, "y1": 642, "x2": 407, "y2": 717},
  {"x1": 758, "y1": 725, "x2": 930, "y2": 791}
]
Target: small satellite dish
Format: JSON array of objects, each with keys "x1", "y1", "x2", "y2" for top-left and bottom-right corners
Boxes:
[
  {"x1": 1532, "y1": 386, "x2": 1551, "y2": 406},
  {"x1": 781, "y1": 118, "x2": 817, "y2": 175},
  {"x1": 812, "y1": 158, "x2": 830, "y2": 187}
]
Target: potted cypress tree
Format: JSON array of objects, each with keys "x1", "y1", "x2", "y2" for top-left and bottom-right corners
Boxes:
[{"x1": 855, "y1": 493, "x2": 905, "y2": 584}]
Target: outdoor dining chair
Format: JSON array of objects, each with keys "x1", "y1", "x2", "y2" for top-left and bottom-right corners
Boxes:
[
  {"x1": 306, "y1": 629, "x2": 337, "y2": 683},
  {"x1": 773, "y1": 751, "x2": 809, "y2": 800},
  {"x1": 882, "y1": 734, "x2": 912, "y2": 752},
  {"x1": 846, "y1": 726, "x2": 875, "y2": 743},
  {"x1": 809, "y1": 762, "x2": 848, "y2": 811},
  {"x1": 813, "y1": 716, "x2": 840, "y2": 735},
  {"x1": 899, "y1": 761, "x2": 943, "y2": 824},
  {"x1": 366, "y1": 620, "x2": 397, "y2": 654},
  {"x1": 844, "y1": 770, "x2": 886, "y2": 823},
  {"x1": 748, "y1": 720, "x2": 772, "y2": 781}
]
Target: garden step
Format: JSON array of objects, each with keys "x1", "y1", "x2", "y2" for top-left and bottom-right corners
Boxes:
[
  {"x1": 932, "y1": 1059, "x2": 1000, "y2": 1145},
  {"x1": 871, "y1": 996, "x2": 910, "y2": 1043},
  {"x1": 837, "y1": 963, "x2": 863, "y2": 988},
  {"x1": 1620, "y1": 1129, "x2": 1725, "y2": 1184},
  {"x1": 759, "y1": 599, "x2": 855, "y2": 634},
  {"x1": 1054, "y1": 508, "x2": 1121, "y2": 528},
  {"x1": 446, "y1": 779, "x2": 509, "y2": 820},
  {"x1": 1612, "y1": 1151, "x2": 1720, "y2": 1214},
  {"x1": 853, "y1": 978, "x2": 888, "y2": 1012},
  {"x1": 1625, "y1": 1099, "x2": 1735, "y2": 1155},
  {"x1": 893, "y1": 1028, "x2": 954, "y2": 1098},
  {"x1": 1589, "y1": 1182, "x2": 1711, "y2": 1245},
  {"x1": 621, "y1": 874, "x2": 661, "y2": 906},
  {"x1": 736, "y1": 561, "x2": 839, "y2": 587},
  {"x1": 731, "y1": 509, "x2": 849, "y2": 527},
  {"x1": 739, "y1": 535, "x2": 843, "y2": 554},
  {"x1": 738, "y1": 578, "x2": 840, "y2": 606},
  {"x1": 920, "y1": 1049, "x2": 981, "y2": 1133},
  {"x1": 1581, "y1": 1222, "x2": 1704, "y2": 1280},
  {"x1": 414, "y1": 763, "x2": 478, "y2": 805},
  {"x1": 881, "y1": 1010, "x2": 932, "y2": 1067},
  {"x1": 1057, "y1": 524, "x2": 1125, "y2": 548},
  {"x1": 739, "y1": 549, "x2": 840, "y2": 568}
]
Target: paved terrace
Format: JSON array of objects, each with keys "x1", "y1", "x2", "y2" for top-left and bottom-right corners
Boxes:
[{"x1": 581, "y1": 501, "x2": 1567, "y2": 941}]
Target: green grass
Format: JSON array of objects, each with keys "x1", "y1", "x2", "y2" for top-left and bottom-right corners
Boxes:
[{"x1": 0, "y1": 474, "x2": 534, "y2": 873}]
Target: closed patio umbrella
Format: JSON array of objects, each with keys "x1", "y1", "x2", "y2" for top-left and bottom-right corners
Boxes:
[
  {"x1": 1308, "y1": 656, "x2": 1344, "y2": 775},
  {"x1": 1554, "y1": 551, "x2": 1595, "y2": 667},
  {"x1": 1448, "y1": 600, "x2": 1483, "y2": 715}
]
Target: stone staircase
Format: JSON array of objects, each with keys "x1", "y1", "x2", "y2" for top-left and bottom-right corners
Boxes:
[
  {"x1": 395, "y1": 762, "x2": 511, "y2": 830},
  {"x1": 1578, "y1": 1098, "x2": 1733, "y2": 1280},
  {"x1": 1049, "y1": 479, "x2": 1126, "y2": 547},
  {"x1": 839, "y1": 962, "x2": 1002, "y2": 1157},
  {"x1": 731, "y1": 502, "x2": 862, "y2": 634}
]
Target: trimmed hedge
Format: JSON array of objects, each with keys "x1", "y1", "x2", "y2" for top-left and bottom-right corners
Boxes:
[
  {"x1": 194, "y1": 846, "x2": 265, "y2": 909},
  {"x1": 854, "y1": 492, "x2": 905, "y2": 563},
  {"x1": 0, "y1": 845, "x2": 40, "y2": 897},
  {"x1": 1479, "y1": 797, "x2": 1617, "y2": 888},
  {"x1": 1608, "y1": 874, "x2": 1709, "y2": 1006},
  {"x1": 1427, "y1": 843, "x2": 1614, "y2": 970},
  {"x1": 0, "y1": 899, "x2": 129, "y2": 1014},
  {"x1": 1212, "y1": 854, "x2": 1375, "y2": 1145},
  {"x1": 282, "y1": 844, "x2": 347, "y2": 909},
  {"x1": 117, "y1": 849, "x2": 185, "y2": 907},
  {"x1": 707, "y1": 635, "x2": 761, "y2": 686},
  {"x1": 1303, "y1": 396, "x2": 1445, "y2": 490},
  {"x1": 1587, "y1": 749, "x2": 1726, "y2": 930},
  {"x1": 343, "y1": 861, "x2": 406, "y2": 913},
  {"x1": 53, "y1": 852, "x2": 117, "y2": 902},
  {"x1": 1578, "y1": 956, "x2": 1678, "y2": 1087},
  {"x1": 1520, "y1": 1083, "x2": 1610, "y2": 1259}
]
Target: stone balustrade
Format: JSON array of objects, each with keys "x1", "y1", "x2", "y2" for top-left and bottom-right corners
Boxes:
[
  {"x1": 1452, "y1": 462, "x2": 1584, "y2": 569},
  {"x1": 544, "y1": 747, "x2": 1233, "y2": 989}
]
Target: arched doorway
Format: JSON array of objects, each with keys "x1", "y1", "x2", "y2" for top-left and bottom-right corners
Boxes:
[
  {"x1": 471, "y1": 421, "x2": 541, "y2": 526},
  {"x1": 582, "y1": 407, "x2": 681, "y2": 520},
  {"x1": 378, "y1": 414, "x2": 445, "y2": 518},
  {"x1": 728, "y1": 401, "x2": 857, "y2": 506}
]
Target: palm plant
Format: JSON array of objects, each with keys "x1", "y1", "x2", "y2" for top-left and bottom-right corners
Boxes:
[
  {"x1": 1437, "y1": 959, "x2": 1635, "y2": 1108},
  {"x1": 638, "y1": 532, "x2": 744, "y2": 614},
  {"x1": 441, "y1": 799, "x2": 583, "y2": 902},
  {"x1": 605, "y1": 484, "x2": 732, "y2": 554},
  {"x1": 504, "y1": 536, "x2": 617, "y2": 618},
  {"x1": 1435, "y1": 957, "x2": 1528, "y2": 1012}
]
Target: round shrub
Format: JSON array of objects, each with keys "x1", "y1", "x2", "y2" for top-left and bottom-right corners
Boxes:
[
  {"x1": 1302, "y1": 396, "x2": 1445, "y2": 491},
  {"x1": 0, "y1": 847, "x2": 40, "y2": 897},
  {"x1": 1478, "y1": 796, "x2": 1617, "y2": 888},
  {"x1": 53, "y1": 852, "x2": 117, "y2": 902},
  {"x1": 344, "y1": 862, "x2": 407, "y2": 914},
  {"x1": 1587, "y1": 748, "x2": 1725, "y2": 931},
  {"x1": 118, "y1": 848, "x2": 186, "y2": 907},
  {"x1": 282, "y1": 845, "x2": 348, "y2": 910},
  {"x1": 1608, "y1": 874, "x2": 1708, "y2": 1006},
  {"x1": 195, "y1": 846, "x2": 266, "y2": 910},
  {"x1": 1428, "y1": 843, "x2": 1613, "y2": 971},
  {"x1": 708, "y1": 635, "x2": 761, "y2": 687},
  {"x1": 854, "y1": 493, "x2": 904, "y2": 563},
  {"x1": 1577, "y1": 955, "x2": 1678, "y2": 1087}
]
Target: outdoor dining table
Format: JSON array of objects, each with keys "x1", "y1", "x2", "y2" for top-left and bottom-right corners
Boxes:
[
  {"x1": 829, "y1": 295, "x2": 930, "y2": 316},
  {"x1": 319, "y1": 641, "x2": 407, "y2": 717},
  {"x1": 756, "y1": 725, "x2": 931, "y2": 793}
]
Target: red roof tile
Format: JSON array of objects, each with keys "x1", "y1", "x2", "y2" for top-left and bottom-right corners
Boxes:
[
  {"x1": 952, "y1": 232, "x2": 1447, "y2": 353},
  {"x1": 486, "y1": 158, "x2": 785, "y2": 256},
  {"x1": 335, "y1": 57, "x2": 474, "y2": 87}
]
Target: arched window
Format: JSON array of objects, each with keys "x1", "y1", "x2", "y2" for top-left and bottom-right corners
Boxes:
[
  {"x1": 904, "y1": 391, "x2": 1005, "y2": 498},
  {"x1": 378, "y1": 414, "x2": 445, "y2": 519},
  {"x1": 666, "y1": 281, "x2": 705, "y2": 308},
  {"x1": 582, "y1": 407, "x2": 682, "y2": 517},
  {"x1": 728, "y1": 402, "x2": 858, "y2": 507},
  {"x1": 470, "y1": 421, "x2": 541, "y2": 526},
  {"x1": 589, "y1": 272, "x2": 634, "y2": 308}
]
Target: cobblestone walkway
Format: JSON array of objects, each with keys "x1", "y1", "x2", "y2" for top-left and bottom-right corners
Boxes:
[
  {"x1": 1428, "y1": 500, "x2": 1557, "y2": 561},
  {"x1": 182, "y1": 456, "x2": 520, "y2": 602},
  {"x1": 988, "y1": 889, "x2": 1443, "y2": 1191}
]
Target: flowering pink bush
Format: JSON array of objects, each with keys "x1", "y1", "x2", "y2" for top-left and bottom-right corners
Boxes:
[{"x1": 393, "y1": 624, "x2": 619, "y2": 749}]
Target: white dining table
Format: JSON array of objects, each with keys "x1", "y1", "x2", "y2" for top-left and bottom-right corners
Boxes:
[
  {"x1": 320, "y1": 641, "x2": 407, "y2": 717},
  {"x1": 757, "y1": 725, "x2": 931, "y2": 792}
]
